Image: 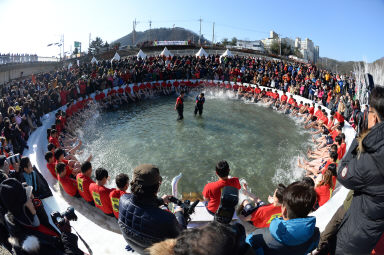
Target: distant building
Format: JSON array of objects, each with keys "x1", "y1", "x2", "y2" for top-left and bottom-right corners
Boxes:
[
  {"x1": 262, "y1": 31, "x2": 320, "y2": 63},
  {"x1": 261, "y1": 30, "x2": 279, "y2": 52},
  {"x1": 295, "y1": 37, "x2": 319, "y2": 63},
  {"x1": 235, "y1": 40, "x2": 265, "y2": 52}
]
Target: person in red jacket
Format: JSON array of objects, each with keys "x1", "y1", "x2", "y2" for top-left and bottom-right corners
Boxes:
[
  {"x1": 56, "y1": 162, "x2": 79, "y2": 197},
  {"x1": 109, "y1": 173, "x2": 129, "y2": 219},
  {"x1": 202, "y1": 160, "x2": 241, "y2": 215},
  {"x1": 175, "y1": 91, "x2": 185, "y2": 121},
  {"x1": 239, "y1": 184, "x2": 286, "y2": 228},
  {"x1": 44, "y1": 151, "x2": 57, "y2": 180},
  {"x1": 54, "y1": 148, "x2": 80, "y2": 176},
  {"x1": 315, "y1": 169, "x2": 333, "y2": 207},
  {"x1": 77, "y1": 161, "x2": 95, "y2": 206},
  {"x1": 48, "y1": 129, "x2": 60, "y2": 148},
  {"x1": 280, "y1": 91, "x2": 288, "y2": 103},
  {"x1": 89, "y1": 168, "x2": 115, "y2": 217}
]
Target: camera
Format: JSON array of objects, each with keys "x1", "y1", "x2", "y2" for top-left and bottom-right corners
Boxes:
[
  {"x1": 214, "y1": 186, "x2": 239, "y2": 224},
  {"x1": 240, "y1": 201, "x2": 265, "y2": 217},
  {"x1": 51, "y1": 207, "x2": 78, "y2": 228},
  {"x1": 6, "y1": 154, "x2": 20, "y2": 165},
  {"x1": 169, "y1": 196, "x2": 199, "y2": 223}
]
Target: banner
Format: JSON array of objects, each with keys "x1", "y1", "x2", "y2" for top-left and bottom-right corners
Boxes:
[{"x1": 153, "y1": 40, "x2": 188, "y2": 46}]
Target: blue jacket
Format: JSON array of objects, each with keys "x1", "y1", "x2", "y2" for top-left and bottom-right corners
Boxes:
[
  {"x1": 118, "y1": 193, "x2": 186, "y2": 255},
  {"x1": 246, "y1": 216, "x2": 319, "y2": 255}
]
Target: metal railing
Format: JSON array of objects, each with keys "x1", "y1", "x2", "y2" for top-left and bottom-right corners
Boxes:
[{"x1": 0, "y1": 55, "x2": 59, "y2": 65}]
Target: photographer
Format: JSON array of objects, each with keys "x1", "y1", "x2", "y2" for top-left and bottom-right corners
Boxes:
[
  {"x1": 0, "y1": 178, "x2": 85, "y2": 254},
  {"x1": 118, "y1": 164, "x2": 186, "y2": 254},
  {"x1": 0, "y1": 155, "x2": 20, "y2": 180}
]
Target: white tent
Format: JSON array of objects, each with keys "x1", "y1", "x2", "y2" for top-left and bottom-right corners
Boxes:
[
  {"x1": 160, "y1": 47, "x2": 173, "y2": 57},
  {"x1": 111, "y1": 52, "x2": 121, "y2": 62},
  {"x1": 219, "y1": 49, "x2": 234, "y2": 63},
  {"x1": 91, "y1": 56, "x2": 98, "y2": 64},
  {"x1": 137, "y1": 49, "x2": 147, "y2": 59},
  {"x1": 220, "y1": 49, "x2": 233, "y2": 58},
  {"x1": 195, "y1": 47, "x2": 208, "y2": 57}
]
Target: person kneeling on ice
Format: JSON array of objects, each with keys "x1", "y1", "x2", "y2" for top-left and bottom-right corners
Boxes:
[
  {"x1": 89, "y1": 168, "x2": 115, "y2": 217},
  {"x1": 0, "y1": 179, "x2": 85, "y2": 254},
  {"x1": 109, "y1": 173, "x2": 129, "y2": 219},
  {"x1": 118, "y1": 164, "x2": 187, "y2": 254},
  {"x1": 246, "y1": 182, "x2": 319, "y2": 255}
]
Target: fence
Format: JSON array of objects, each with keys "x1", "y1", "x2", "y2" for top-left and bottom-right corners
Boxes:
[{"x1": 0, "y1": 55, "x2": 59, "y2": 65}]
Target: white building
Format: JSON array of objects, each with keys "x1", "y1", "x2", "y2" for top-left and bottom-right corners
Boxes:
[
  {"x1": 261, "y1": 30, "x2": 320, "y2": 63},
  {"x1": 235, "y1": 40, "x2": 265, "y2": 52},
  {"x1": 295, "y1": 37, "x2": 320, "y2": 63},
  {"x1": 261, "y1": 30, "x2": 279, "y2": 52}
]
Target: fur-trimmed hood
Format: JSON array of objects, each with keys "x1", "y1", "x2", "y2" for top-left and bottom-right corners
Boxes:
[
  {"x1": 146, "y1": 239, "x2": 176, "y2": 255},
  {"x1": 9, "y1": 235, "x2": 40, "y2": 254}
]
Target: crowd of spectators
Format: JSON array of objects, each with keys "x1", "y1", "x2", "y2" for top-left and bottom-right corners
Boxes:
[{"x1": 0, "y1": 53, "x2": 382, "y2": 255}]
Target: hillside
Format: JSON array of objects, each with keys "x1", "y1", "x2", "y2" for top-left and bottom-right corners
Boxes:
[
  {"x1": 111, "y1": 27, "x2": 383, "y2": 76},
  {"x1": 113, "y1": 27, "x2": 209, "y2": 47},
  {"x1": 317, "y1": 57, "x2": 384, "y2": 74}
]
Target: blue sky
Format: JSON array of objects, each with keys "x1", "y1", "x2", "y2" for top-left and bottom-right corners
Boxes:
[{"x1": 0, "y1": 0, "x2": 383, "y2": 62}]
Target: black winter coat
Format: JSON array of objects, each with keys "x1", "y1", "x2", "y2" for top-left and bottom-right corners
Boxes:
[
  {"x1": 118, "y1": 193, "x2": 186, "y2": 255},
  {"x1": 4, "y1": 213, "x2": 83, "y2": 255},
  {"x1": 336, "y1": 121, "x2": 384, "y2": 254}
]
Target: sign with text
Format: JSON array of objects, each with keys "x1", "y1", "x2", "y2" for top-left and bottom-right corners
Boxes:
[{"x1": 153, "y1": 40, "x2": 188, "y2": 46}]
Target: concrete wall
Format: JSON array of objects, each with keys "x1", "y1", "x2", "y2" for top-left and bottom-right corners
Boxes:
[{"x1": 0, "y1": 62, "x2": 61, "y2": 85}]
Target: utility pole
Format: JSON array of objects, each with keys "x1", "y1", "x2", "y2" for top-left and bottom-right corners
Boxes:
[
  {"x1": 149, "y1": 20, "x2": 152, "y2": 41},
  {"x1": 212, "y1": 22, "x2": 215, "y2": 44},
  {"x1": 132, "y1": 19, "x2": 137, "y2": 46},
  {"x1": 62, "y1": 34, "x2": 65, "y2": 60},
  {"x1": 199, "y1": 18, "x2": 202, "y2": 45}
]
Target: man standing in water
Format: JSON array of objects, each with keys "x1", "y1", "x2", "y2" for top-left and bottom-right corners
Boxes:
[
  {"x1": 175, "y1": 91, "x2": 185, "y2": 120},
  {"x1": 194, "y1": 93, "x2": 205, "y2": 116}
]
